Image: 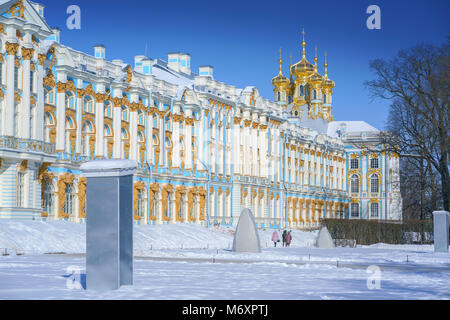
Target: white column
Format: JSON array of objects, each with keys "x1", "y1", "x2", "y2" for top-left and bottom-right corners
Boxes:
[
  {"x1": 159, "y1": 112, "x2": 165, "y2": 167},
  {"x1": 261, "y1": 127, "x2": 267, "y2": 178},
  {"x1": 112, "y1": 88, "x2": 122, "y2": 158},
  {"x1": 185, "y1": 117, "x2": 193, "y2": 170},
  {"x1": 129, "y1": 94, "x2": 138, "y2": 161},
  {"x1": 172, "y1": 115, "x2": 180, "y2": 168},
  {"x1": 56, "y1": 74, "x2": 67, "y2": 152},
  {"x1": 243, "y1": 122, "x2": 250, "y2": 175},
  {"x1": 233, "y1": 118, "x2": 241, "y2": 174},
  {"x1": 199, "y1": 108, "x2": 205, "y2": 166},
  {"x1": 95, "y1": 90, "x2": 105, "y2": 158},
  {"x1": 75, "y1": 84, "x2": 83, "y2": 154},
  {"x1": 146, "y1": 111, "x2": 153, "y2": 164},
  {"x1": 21, "y1": 48, "x2": 32, "y2": 139},
  {"x1": 36, "y1": 54, "x2": 45, "y2": 141},
  {"x1": 5, "y1": 42, "x2": 18, "y2": 136}
]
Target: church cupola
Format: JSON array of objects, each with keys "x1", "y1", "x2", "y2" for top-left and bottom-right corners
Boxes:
[
  {"x1": 291, "y1": 30, "x2": 314, "y2": 107},
  {"x1": 321, "y1": 52, "x2": 335, "y2": 121},
  {"x1": 271, "y1": 48, "x2": 290, "y2": 106}
]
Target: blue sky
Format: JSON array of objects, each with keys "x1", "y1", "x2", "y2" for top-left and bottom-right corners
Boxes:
[{"x1": 39, "y1": 0, "x2": 449, "y2": 130}]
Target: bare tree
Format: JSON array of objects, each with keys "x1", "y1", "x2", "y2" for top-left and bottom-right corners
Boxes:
[{"x1": 365, "y1": 41, "x2": 450, "y2": 212}]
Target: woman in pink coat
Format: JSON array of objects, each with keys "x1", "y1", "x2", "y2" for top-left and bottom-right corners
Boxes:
[
  {"x1": 272, "y1": 230, "x2": 280, "y2": 247},
  {"x1": 286, "y1": 231, "x2": 292, "y2": 247}
]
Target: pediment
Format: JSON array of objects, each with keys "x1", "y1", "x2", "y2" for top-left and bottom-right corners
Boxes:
[{"x1": 0, "y1": 0, "x2": 52, "y2": 34}]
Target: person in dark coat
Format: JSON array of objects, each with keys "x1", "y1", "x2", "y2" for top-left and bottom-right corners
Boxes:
[{"x1": 282, "y1": 230, "x2": 287, "y2": 247}]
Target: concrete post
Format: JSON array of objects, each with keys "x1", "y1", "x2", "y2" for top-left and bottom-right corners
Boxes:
[
  {"x1": 433, "y1": 211, "x2": 449, "y2": 253},
  {"x1": 81, "y1": 160, "x2": 138, "y2": 290}
]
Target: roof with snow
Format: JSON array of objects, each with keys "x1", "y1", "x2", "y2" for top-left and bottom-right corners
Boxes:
[{"x1": 327, "y1": 121, "x2": 380, "y2": 138}]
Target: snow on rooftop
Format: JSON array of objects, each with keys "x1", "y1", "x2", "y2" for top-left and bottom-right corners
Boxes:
[{"x1": 327, "y1": 121, "x2": 380, "y2": 138}]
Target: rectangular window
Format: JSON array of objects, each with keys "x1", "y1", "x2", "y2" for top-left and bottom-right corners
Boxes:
[
  {"x1": 370, "y1": 158, "x2": 379, "y2": 169},
  {"x1": 351, "y1": 203, "x2": 359, "y2": 218},
  {"x1": 370, "y1": 203, "x2": 379, "y2": 218},
  {"x1": 350, "y1": 158, "x2": 359, "y2": 169}
]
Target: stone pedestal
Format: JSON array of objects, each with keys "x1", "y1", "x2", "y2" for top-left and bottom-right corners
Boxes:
[
  {"x1": 316, "y1": 226, "x2": 335, "y2": 249},
  {"x1": 433, "y1": 211, "x2": 449, "y2": 253},
  {"x1": 81, "y1": 160, "x2": 138, "y2": 290},
  {"x1": 232, "y1": 208, "x2": 261, "y2": 253}
]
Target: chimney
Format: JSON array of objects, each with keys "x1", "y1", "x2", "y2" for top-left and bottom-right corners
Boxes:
[
  {"x1": 199, "y1": 66, "x2": 214, "y2": 79},
  {"x1": 179, "y1": 53, "x2": 191, "y2": 75},
  {"x1": 50, "y1": 28, "x2": 61, "y2": 43},
  {"x1": 167, "y1": 52, "x2": 181, "y2": 72},
  {"x1": 141, "y1": 58, "x2": 152, "y2": 75},
  {"x1": 94, "y1": 45, "x2": 106, "y2": 59},
  {"x1": 31, "y1": 2, "x2": 45, "y2": 17},
  {"x1": 134, "y1": 55, "x2": 146, "y2": 72}
]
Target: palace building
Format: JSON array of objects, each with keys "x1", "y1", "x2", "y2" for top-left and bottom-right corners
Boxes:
[{"x1": 0, "y1": 0, "x2": 403, "y2": 228}]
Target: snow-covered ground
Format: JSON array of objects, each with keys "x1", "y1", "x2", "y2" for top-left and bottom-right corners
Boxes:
[{"x1": 0, "y1": 220, "x2": 449, "y2": 300}]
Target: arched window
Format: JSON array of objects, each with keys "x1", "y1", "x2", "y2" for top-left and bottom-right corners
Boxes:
[
  {"x1": 371, "y1": 174, "x2": 379, "y2": 193},
  {"x1": 65, "y1": 117, "x2": 75, "y2": 154},
  {"x1": 43, "y1": 183, "x2": 55, "y2": 215},
  {"x1": 104, "y1": 102, "x2": 112, "y2": 118},
  {"x1": 153, "y1": 114, "x2": 158, "y2": 128},
  {"x1": 351, "y1": 174, "x2": 359, "y2": 194},
  {"x1": 121, "y1": 127, "x2": 129, "y2": 159},
  {"x1": 313, "y1": 90, "x2": 317, "y2": 100},
  {"x1": 81, "y1": 122, "x2": 93, "y2": 157},
  {"x1": 64, "y1": 184, "x2": 75, "y2": 216},
  {"x1": 299, "y1": 85, "x2": 304, "y2": 96},
  {"x1": 104, "y1": 125, "x2": 112, "y2": 158},
  {"x1": 44, "y1": 112, "x2": 54, "y2": 143},
  {"x1": 65, "y1": 92, "x2": 74, "y2": 109},
  {"x1": 166, "y1": 193, "x2": 172, "y2": 218},
  {"x1": 277, "y1": 91, "x2": 281, "y2": 101},
  {"x1": 84, "y1": 96, "x2": 94, "y2": 113},
  {"x1": 13, "y1": 102, "x2": 19, "y2": 136},
  {"x1": 152, "y1": 193, "x2": 158, "y2": 218},
  {"x1": 138, "y1": 110, "x2": 144, "y2": 125},
  {"x1": 323, "y1": 94, "x2": 327, "y2": 104},
  {"x1": 121, "y1": 106, "x2": 128, "y2": 121},
  {"x1": 137, "y1": 190, "x2": 145, "y2": 218},
  {"x1": 165, "y1": 116, "x2": 171, "y2": 131}
]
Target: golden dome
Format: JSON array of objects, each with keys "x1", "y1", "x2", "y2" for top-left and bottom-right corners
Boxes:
[
  {"x1": 290, "y1": 29, "x2": 314, "y2": 78},
  {"x1": 321, "y1": 53, "x2": 335, "y2": 89},
  {"x1": 271, "y1": 51, "x2": 290, "y2": 87},
  {"x1": 291, "y1": 57, "x2": 314, "y2": 78},
  {"x1": 309, "y1": 52, "x2": 323, "y2": 84}
]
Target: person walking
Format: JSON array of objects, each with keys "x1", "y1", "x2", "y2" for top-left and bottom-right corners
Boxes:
[
  {"x1": 282, "y1": 230, "x2": 287, "y2": 247},
  {"x1": 272, "y1": 230, "x2": 279, "y2": 247},
  {"x1": 286, "y1": 230, "x2": 292, "y2": 247}
]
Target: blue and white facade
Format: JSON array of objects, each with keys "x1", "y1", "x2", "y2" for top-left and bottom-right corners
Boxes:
[{"x1": 0, "y1": 0, "x2": 402, "y2": 228}]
